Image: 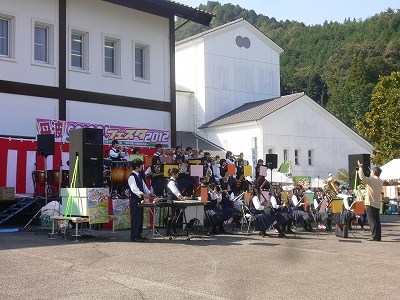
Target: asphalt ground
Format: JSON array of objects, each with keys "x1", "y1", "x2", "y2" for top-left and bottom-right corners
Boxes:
[{"x1": 1, "y1": 215, "x2": 399, "y2": 300}]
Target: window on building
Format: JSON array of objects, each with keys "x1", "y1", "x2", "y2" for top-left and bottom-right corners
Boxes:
[
  {"x1": 104, "y1": 39, "x2": 115, "y2": 74},
  {"x1": 0, "y1": 17, "x2": 9, "y2": 57},
  {"x1": 71, "y1": 30, "x2": 88, "y2": 70},
  {"x1": 104, "y1": 36, "x2": 120, "y2": 75},
  {"x1": 251, "y1": 137, "x2": 257, "y2": 148},
  {"x1": 283, "y1": 149, "x2": 288, "y2": 161},
  {"x1": 134, "y1": 43, "x2": 149, "y2": 80},
  {"x1": 34, "y1": 25, "x2": 48, "y2": 63},
  {"x1": 267, "y1": 148, "x2": 273, "y2": 154},
  {"x1": 308, "y1": 149, "x2": 313, "y2": 166},
  {"x1": 294, "y1": 149, "x2": 300, "y2": 165}
]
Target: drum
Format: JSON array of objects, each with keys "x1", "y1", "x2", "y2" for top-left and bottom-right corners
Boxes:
[
  {"x1": 47, "y1": 170, "x2": 60, "y2": 197},
  {"x1": 111, "y1": 161, "x2": 125, "y2": 185},
  {"x1": 123, "y1": 161, "x2": 133, "y2": 183},
  {"x1": 61, "y1": 170, "x2": 69, "y2": 188},
  {"x1": 32, "y1": 170, "x2": 45, "y2": 196}
]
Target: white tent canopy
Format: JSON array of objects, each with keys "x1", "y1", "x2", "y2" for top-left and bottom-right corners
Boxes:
[
  {"x1": 380, "y1": 158, "x2": 400, "y2": 182},
  {"x1": 310, "y1": 177, "x2": 325, "y2": 188},
  {"x1": 265, "y1": 169, "x2": 293, "y2": 184}
]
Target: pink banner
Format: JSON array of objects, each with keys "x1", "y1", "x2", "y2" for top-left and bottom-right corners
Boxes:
[{"x1": 36, "y1": 118, "x2": 170, "y2": 147}]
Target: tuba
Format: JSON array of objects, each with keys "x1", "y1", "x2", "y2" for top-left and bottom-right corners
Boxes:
[{"x1": 323, "y1": 175, "x2": 339, "y2": 203}]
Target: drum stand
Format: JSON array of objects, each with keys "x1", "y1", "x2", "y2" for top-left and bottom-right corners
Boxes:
[{"x1": 24, "y1": 154, "x2": 50, "y2": 229}]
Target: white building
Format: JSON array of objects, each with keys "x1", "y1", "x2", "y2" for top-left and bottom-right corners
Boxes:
[
  {"x1": 175, "y1": 19, "x2": 372, "y2": 178},
  {"x1": 199, "y1": 92, "x2": 372, "y2": 178},
  {"x1": 176, "y1": 19, "x2": 283, "y2": 137},
  {"x1": 0, "y1": 0, "x2": 212, "y2": 146}
]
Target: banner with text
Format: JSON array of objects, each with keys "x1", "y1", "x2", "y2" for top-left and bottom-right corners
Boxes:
[{"x1": 36, "y1": 118, "x2": 170, "y2": 147}]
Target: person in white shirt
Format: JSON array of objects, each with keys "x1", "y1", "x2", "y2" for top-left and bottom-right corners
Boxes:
[
  {"x1": 128, "y1": 159, "x2": 154, "y2": 242},
  {"x1": 166, "y1": 168, "x2": 185, "y2": 236},
  {"x1": 270, "y1": 187, "x2": 294, "y2": 233},
  {"x1": 291, "y1": 187, "x2": 314, "y2": 232},
  {"x1": 249, "y1": 185, "x2": 286, "y2": 238},
  {"x1": 204, "y1": 184, "x2": 225, "y2": 234}
]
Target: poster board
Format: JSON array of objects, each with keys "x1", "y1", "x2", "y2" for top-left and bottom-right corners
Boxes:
[
  {"x1": 163, "y1": 164, "x2": 178, "y2": 177},
  {"x1": 243, "y1": 165, "x2": 252, "y2": 177},
  {"x1": 190, "y1": 164, "x2": 204, "y2": 177},
  {"x1": 227, "y1": 164, "x2": 236, "y2": 176}
]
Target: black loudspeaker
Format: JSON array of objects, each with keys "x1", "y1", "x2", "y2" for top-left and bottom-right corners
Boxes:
[
  {"x1": 348, "y1": 154, "x2": 370, "y2": 187},
  {"x1": 69, "y1": 128, "x2": 103, "y2": 187},
  {"x1": 37, "y1": 134, "x2": 55, "y2": 156},
  {"x1": 265, "y1": 154, "x2": 278, "y2": 169}
]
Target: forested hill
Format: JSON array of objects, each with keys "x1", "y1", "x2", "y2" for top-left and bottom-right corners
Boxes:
[{"x1": 175, "y1": 1, "x2": 400, "y2": 139}]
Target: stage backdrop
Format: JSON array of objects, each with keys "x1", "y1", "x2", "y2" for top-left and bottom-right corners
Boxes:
[
  {"x1": 36, "y1": 118, "x2": 171, "y2": 147},
  {"x1": 2, "y1": 119, "x2": 171, "y2": 195}
]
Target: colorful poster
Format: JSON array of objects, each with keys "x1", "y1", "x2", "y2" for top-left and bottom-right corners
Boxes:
[
  {"x1": 112, "y1": 198, "x2": 131, "y2": 229},
  {"x1": 87, "y1": 188, "x2": 109, "y2": 224},
  {"x1": 36, "y1": 118, "x2": 170, "y2": 147},
  {"x1": 292, "y1": 176, "x2": 311, "y2": 187}
]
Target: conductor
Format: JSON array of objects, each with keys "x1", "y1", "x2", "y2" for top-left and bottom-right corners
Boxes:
[{"x1": 357, "y1": 160, "x2": 384, "y2": 241}]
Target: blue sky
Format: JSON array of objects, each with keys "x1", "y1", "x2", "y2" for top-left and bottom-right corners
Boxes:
[{"x1": 178, "y1": 0, "x2": 400, "y2": 25}]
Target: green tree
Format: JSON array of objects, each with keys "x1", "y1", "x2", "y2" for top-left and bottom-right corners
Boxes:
[{"x1": 356, "y1": 71, "x2": 400, "y2": 165}]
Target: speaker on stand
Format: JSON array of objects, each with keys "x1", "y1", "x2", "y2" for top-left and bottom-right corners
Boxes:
[
  {"x1": 24, "y1": 134, "x2": 55, "y2": 228},
  {"x1": 69, "y1": 128, "x2": 103, "y2": 188},
  {"x1": 37, "y1": 134, "x2": 55, "y2": 204},
  {"x1": 265, "y1": 154, "x2": 278, "y2": 187},
  {"x1": 348, "y1": 154, "x2": 371, "y2": 188}
]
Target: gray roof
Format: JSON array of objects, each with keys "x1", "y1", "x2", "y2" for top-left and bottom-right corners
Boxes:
[
  {"x1": 176, "y1": 131, "x2": 225, "y2": 151},
  {"x1": 176, "y1": 84, "x2": 194, "y2": 93},
  {"x1": 176, "y1": 18, "x2": 244, "y2": 45},
  {"x1": 199, "y1": 92, "x2": 305, "y2": 129}
]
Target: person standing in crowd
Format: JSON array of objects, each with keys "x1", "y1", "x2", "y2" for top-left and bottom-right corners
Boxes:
[
  {"x1": 128, "y1": 159, "x2": 153, "y2": 242},
  {"x1": 166, "y1": 168, "x2": 185, "y2": 236},
  {"x1": 145, "y1": 156, "x2": 165, "y2": 196},
  {"x1": 109, "y1": 140, "x2": 122, "y2": 161},
  {"x1": 153, "y1": 144, "x2": 163, "y2": 157},
  {"x1": 358, "y1": 161, "x2": 384, "y2": 241}
]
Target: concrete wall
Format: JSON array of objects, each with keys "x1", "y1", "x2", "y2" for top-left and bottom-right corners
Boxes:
[{"x1": 67, "y1": 0, "x2": 170, "y2": 101}]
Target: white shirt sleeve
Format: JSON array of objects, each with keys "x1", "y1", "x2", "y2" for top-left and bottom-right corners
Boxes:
[
  {"x1": 292, "y1": 195, "x2": 299, "y2": 206},
  {"x1": 128, "y1": 173, "x2": 144, "y2": 197},
  {"x1": 270, "y1": 195, "x2": 279, "y2": 209},
  {"x1": 252, "y1": 195, "x2": 264, "y2": 211},
  {"x1": 313, "y1": 199, "x2": 319, "y2": 208},
  {"x1": 144, "y1": 166, "x2": 152, "y2": 175},
  {"x1": 167, "y1": 179, "x2": 182, "y2": 198},
  {"x1": 343, "y1": 197, "x2": 350, "y2": 210},
  {"x1": 109, "y1": 148, "x2": 119, "y2": 159}
]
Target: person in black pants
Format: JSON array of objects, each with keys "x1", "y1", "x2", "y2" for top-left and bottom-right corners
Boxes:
[
  {"x1": 358, "y1": 161, "x2": 384, "y2": 241},
  {"x1": 128, "y1": 159, "x2": 153, "y2": 242}
]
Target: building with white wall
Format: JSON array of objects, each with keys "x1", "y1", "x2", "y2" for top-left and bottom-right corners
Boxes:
[
  {"x1": 0, "y1": 0, "x2": 212, "y2": 146},
  {"x1": 198, "y1": 93, "x2": 372, "y2": 178},
  {"x1": 175, "y1": 18, "x2": 283, "y2": 138},
  {"x1": 175, "y1": 18, "x2": 372, "y2": 178}
]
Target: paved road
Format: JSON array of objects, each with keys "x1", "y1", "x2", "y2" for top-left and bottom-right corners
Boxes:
[{"x1": 1, "y1": 215, "x2": 399, "y2": 300}]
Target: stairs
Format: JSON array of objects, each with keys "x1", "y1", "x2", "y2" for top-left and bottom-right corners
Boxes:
[{"x1": 0, "y1": 198, "x2": 37, "y2": 225}]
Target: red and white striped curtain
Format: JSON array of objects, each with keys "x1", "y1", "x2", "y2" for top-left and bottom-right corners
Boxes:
[{"x1": 0, "y1": 137, "x2": 70, "y2": 194}]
